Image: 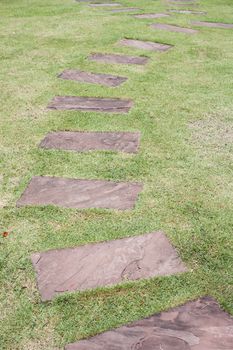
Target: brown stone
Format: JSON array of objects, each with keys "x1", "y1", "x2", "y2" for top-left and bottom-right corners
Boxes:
[
  {"x1": 169, "y1": 9, "x2": 206, "y2": 14},
  {"x1": 151, "y1": 23, "x2": 198, "y2": 34},
  {"x1": 58, "y1": 70, "x2": 127, "y2": 87},
  {"x1": 134, "y1": 13, "x2": 170, "y2": 19},
  {"x1": 89, "y1": 2, "x2": 121, "y2": 6},
  {"x1": 65, "y1": 297, "x2": 233, "y2": 349},
  {"x1": 192, "y1": 21, "x2": 233, "y2": 29},
  {"x1": 111, "y1": 7, "x2": 140, "y2": 13},
  {"x1": 31, "y1": 231, "x2": 187, "y2": 301},
  {"x1": 17, "y1": 176, "x2": 142, "y2": 210},
  {"x1": 39, "y1": 131, "x2": 140, "y2": 153},
  {"x1": 47, "y1": 96, "x2": 133, "y2": 113},
  {"x1": 88, "y1": 52, "x2": 149, "y2": 65},
  {"x1": 119, "y1": 39, "x2": 172, "y2": 52}
]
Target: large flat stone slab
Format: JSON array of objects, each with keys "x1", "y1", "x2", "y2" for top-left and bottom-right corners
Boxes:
[
  {"x1": 65, "y1": 297, "x2": 233, "y2": 349},
  {"x1": 89, "y1": 52, "x2": 149, "y2": 65},
  {"x1": 17, "y1": 176, "x2": 142, "y2": 210},
  {"x1": 58, "y1": 70, "x2": 127, "y2": 87},
  {"x1": 119, "y1": 39, "x2": 172, "y2": 52},
  {"x1": 47, "y1": 96, "x2": 133, "y2": 113},
  {"x1": 151, "y1": 23, "x2": 198, "y2": 34},
  {"x1": 31, "y1": 231, "x2": 187, "y2": 301},
  {"x1": 39, "y1": 131, "x2": 140, "y2": 153},
  {"x1": 169, "y1": 9, "x2": 206, "y2": 14},
  {"x1": 89, "y1": 2, "x2": 121, "y2": 6},
  {"x1": 134, "y1": 13, "x2": 170, "y2": 19},
  {"x1": 111, "y1": 7, "x2": 140, "y2": 13},
  {"x1": 192, "y1": 21, "x2": 233, "y2": 29}
]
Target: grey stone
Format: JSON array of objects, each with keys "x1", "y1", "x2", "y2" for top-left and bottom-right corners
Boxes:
[
  {"x1": 151, "y1": 23, "x2": 198, "y2": 34},
  {"x1": 88, "y1": 52, "x2": 149, "y2": 65},
  {"x1": 58, "y1": 70, "x2": 127, "y2": 87},
  {"x1": 119, "y1": 39, "x2": 172, "y2": 52},
  {"x1": 47, "y1": 96, "x2": 133, "y2": 113},
  {"x1": 17, "y1": 176, "x2": 143, "y2": 210},
  {"x1": 65, "y1": 297, "x2": 233, "y2": 349},
  {"x1": 192, "y1": 21, "x2": 233, "y2": 28},
  {"x1": 39, "y1": 131, "x2": 140, "y2": 153},
  {"x1": 31, "y1": 231, "x2": 187, "y2": 301}
]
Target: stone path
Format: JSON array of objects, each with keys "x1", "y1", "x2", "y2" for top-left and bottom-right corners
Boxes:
[
  {"x1": 65, "y1": 297, "x2": 233, "y2": 349},
  {"x1": 31, "y1": 231, "x2": 187, "y2": 301},
  {"x1": 151, "y1": 23, "x2": 198, "y2": 34},
  {"x1": 119, "y1": 39, "x2": 172, "y2": 52},
  {"x1": 58, "y1": 69, "x2": 127, "y2": 87},
  {"x1": 17, "y1": 176, "x2": 142, "y2": 210},
  {"x1": 39, "y1": 131, "x2": 140, "y2": 153},
  {"x1": 47, "y1": 96, "x2": 133, "y2": 113},
  {"x1": 16, "y1": 0, "x2": 233, "y2": 347},
  {"x1": 88, "y1": 52, "x2": 149, "y2": 65}
]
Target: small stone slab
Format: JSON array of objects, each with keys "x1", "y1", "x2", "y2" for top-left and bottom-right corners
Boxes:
[
  {"x1": 89, "y1": 2, "x2": 121, "y2": 6},
  {"x1": 17, "y1": 176, "x2": 142, "y2": 210},
  {"x1": 58, "y1": 70, "x2": 127, "y2": 87},
  {"x1": 31, "y1": 231, "x2": 187, "y2": 301},
  {"x1": 65, "y1": 297, "x2": 233, "y2": 349},
  {"x1": 111, "y1": 7, "x2": 140, "y2": 13},
  {"x1": 151, "y1": 23, "x2": 198, "y2": 34},
  {"x1": 119, "y1": 39, "x2": 172, "y2": 52},
  {"x1": 193, "y1": 21, "x2": 233, "y2": 29},
  {"x1": 169, "y1": 9, "x2": 206, "y2": 14},
  {"x1": 39, "y1": 131, "x2": 140, "y2": 153},
  {"x1": 134, "y1": 13, "x2": 170, "y2": 19},
  {"x1": 89, "y1": 52, "x2": 149, "y2": 65},
  {"x1": 47, "y1": 96, "x2": 133, "y2": 113}
]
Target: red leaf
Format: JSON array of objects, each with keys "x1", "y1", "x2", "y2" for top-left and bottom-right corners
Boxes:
[{"x1": 2, "y1": 231, "x2": 9, "y2": 238}]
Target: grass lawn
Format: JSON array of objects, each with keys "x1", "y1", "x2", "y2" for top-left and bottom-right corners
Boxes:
[{"x1": 0, "y1": 0, "x2": 233, "y2": 348}]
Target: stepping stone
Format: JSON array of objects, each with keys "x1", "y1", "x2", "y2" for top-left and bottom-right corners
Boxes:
[
  {"x1": 65, "y1": 297, "x2": 233, "y2": 349},
  {"x1": 89, "y1": 2, "x2": 121, "y2": 6},
  {"x1": 39, "y1": 131, "x2": 140, "y2": 153},
  {"x1": 170, "y1": 0, "x2": 198, "y2": 2},
  {"x1": 169, "y1": 9, "x2": 206, "y2": 14},
  {"x1": 111, "y1": 7, "x2": 140, "y2": 13},
  {"x1": 47, "y1": 96, "x2": 133, "y2": 113},
  {"x1": 89, "y1": 52, "x2": 149, "y2": 65},
  {"x1": 119, "y1": 39, "x2": 172, "y2": 52},
  {"x1": 58, "y1": 70, "x2": 127, "y2": 87},
  {"x1": 31, "y1": 231, "x2": 187, "y2": 301},
  {"x1": 171, "y1": 3, "x2": 198, "y2": 6},
  {"x1": 17, "y1": 176, "x2": 142, "y2": 210},
  {"x1": 134, "y1": 13, "x2": 170, "y2": 19},
  {"x1": 151, "y1": 23, "x2": 198, "y2": 34},
  {"x1": 192, "y1": 21, "x2": 233, "y2": 29}
]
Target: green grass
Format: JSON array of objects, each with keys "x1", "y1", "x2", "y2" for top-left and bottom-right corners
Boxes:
[{"x1": 0, "y1": 0, "x2": 233, "y2": 348}]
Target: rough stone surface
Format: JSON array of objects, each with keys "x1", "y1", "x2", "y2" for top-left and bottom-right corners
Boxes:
[
  {"x1": 58, "y1": 70, "x2": 127, "y2": 87},
  {"x1": 119, "y1": 39, "x2": 172, "y2": 52},
  {"x1": 47, "y1": 96, "x2": 133, "y2": 113},
  {"x1": 39, "y1": 131, "x2": 140, "y2": 153},
  {"x1": 111, "y1": 7, "x2": 140, "y2": 12},
  {"x1": 17, "y1": 176, "x2": 143, "y2": 210},
  {"x1": 31, "y1": 231, "x2": 187, "y2": 301},
  {"x1": 169, "y1": 9, "x2": 206, "y2": 14},
  {"x1": 134, "y1": 13, "x2": 170, "y2": 19},
  {"x1": 89, "y1": 2, "x2": 121, "y2": 6},
  {"x1": 192, "y1": 21, "x2": 233, "y2": 28},
  {"x1": 65, "y1": 297, "x2": 233, "y2": 349},
  {"x1": 89, "y1": 52, "x2": 149, "y2": 65},
  {"x1": 151, "y1": 23, "x2": 198, "y2": 34}
]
